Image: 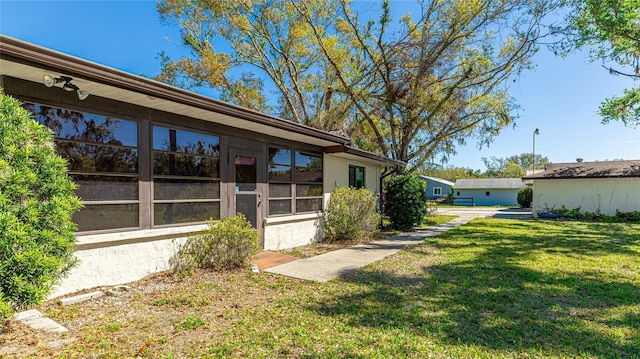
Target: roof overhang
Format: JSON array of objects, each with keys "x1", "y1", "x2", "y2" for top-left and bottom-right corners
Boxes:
[
  {"x1": 324, "y1": 145, "x2": 405, "y2": 168},
  {"x1": 0, "y1": 35, "x2": 359, "y2": 150}
]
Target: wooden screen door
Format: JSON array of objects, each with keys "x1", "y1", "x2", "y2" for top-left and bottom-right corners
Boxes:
[{"x1": 230, "y1": 149, "x2": 264, "y2": 232}]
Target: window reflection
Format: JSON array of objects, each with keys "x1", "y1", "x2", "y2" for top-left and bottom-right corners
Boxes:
[
  {"x1": 152, "y1": 125, "x2": 221, "y2": 225},
  {"x1": 153, "y1": 127, "x2": 219, "y2": 156},
  {"x1": 153, "y1": 153, "x2": 219, "y2": 177},
  {"x1": 24, "y1": 103, "x2": 140, "y2": 233},
  {"x1": 26, "y1": 104, "x2": 138, "y2": 147}
]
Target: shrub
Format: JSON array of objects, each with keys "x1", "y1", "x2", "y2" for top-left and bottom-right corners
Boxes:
[
  {"x1": 0, "y1": 91, "x2": 82, "y2": 322},
  {"x1": 517, "y1": 187, "x2": 533, "y2": 208},
  {"x1": 170, "y1": 214, "x2": 260, "y2": 275},
  {"x1": 384, "y1": 175, "x2": 428, "y2": 230},
  {"x1": 546, "y1": 206, "x2": 640, "y2": 223},
  {"x1": 324, "y1": 186, "x2": 381, "y2": 241}
]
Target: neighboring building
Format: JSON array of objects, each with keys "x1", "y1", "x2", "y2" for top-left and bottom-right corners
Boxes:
[
  {"x1": 0, "y1": 36, "x2": 404, "y2": 297},
  {"x1": 417, "y1": 176, "x2": 454, "y2": 200},
  {"x1": 453, "y1": 178, "x2": 526, "y2": 206},
  {"x1": 523, "y1": 160, "x2": 640, "y2": 216}
]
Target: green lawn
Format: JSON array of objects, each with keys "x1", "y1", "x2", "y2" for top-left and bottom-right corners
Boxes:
[
  {"x1": 9, "y1": 219, "x2": 639, "y2": 358},
  {"x1": 205, "y1": 219, "x2": 640, "y2": 358}
]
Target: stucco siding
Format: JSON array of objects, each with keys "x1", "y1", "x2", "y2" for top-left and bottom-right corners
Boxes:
[
  {"x1": 263, "y1": 213, "x2": 324, "y2": 250},
  {"x1": 51, "y1": 232, "x2": 192, "y2": 298},
  {"x1": 322, "y1": 154, "x2": 381, "y2": 208},
  {"x1": 455, "y1": 189, "x2": 520, "y2": 206},
  {"x1": 532, "y1": 177, "x2": 640, "y2": 216}
]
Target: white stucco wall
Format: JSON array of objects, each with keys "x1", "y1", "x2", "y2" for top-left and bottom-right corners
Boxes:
[
  {"x1": 322, "y1": 154, "x2": 382, "y2": 208},
  {"x1": 263, "y1": 213, "x2": 324, "y2": 250},
  {"x1": 50, "y1": 225, "x2": 207, "y2": 298},
  {"x1": 532, "y1": 177, "x2": 640, "y2": 216}
]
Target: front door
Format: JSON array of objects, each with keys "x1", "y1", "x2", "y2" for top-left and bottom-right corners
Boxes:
[{"x1": 229, "y1": 149, "x2": 264, "y2": 238}]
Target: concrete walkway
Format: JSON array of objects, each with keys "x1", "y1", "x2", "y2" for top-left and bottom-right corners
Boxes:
[{"x1": 265, "y1": 208, "x2": 531, "y2": 282}]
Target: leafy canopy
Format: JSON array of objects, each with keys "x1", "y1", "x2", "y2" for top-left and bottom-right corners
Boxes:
[{"x1": 158, "y1": 0, "x2": 558, "y2": 172}]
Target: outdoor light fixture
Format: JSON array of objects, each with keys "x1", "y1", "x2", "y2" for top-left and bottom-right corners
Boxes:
[{"x1": 42, "y1": 74, "x2": 90, "y2": 100}]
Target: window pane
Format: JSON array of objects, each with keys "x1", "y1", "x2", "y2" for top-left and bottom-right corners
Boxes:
[
  {"x1": 269, "y1": 183, "x2": 291, "y2": 198},
  {"x1": 295, "y1": 152, "x2": 322, "y2": 183},
  {"x1": 269, "y1": 200, "x2": 291, "y2": 215},
  {"x1": 356, "y1": 167, "x2": 364, "y2": 188},
  {"x1": 26, "y1": 103, "x2": 137, "y2": 147},
  {"x1": 56, "y1": 142, "x2": 138, "y2": 173},
  {"x1": 269, "y1": 165, "x2": 292, "y2": 182},
  {"x1": 152, "y1": 126, "x2": 219, "y2": 156},
  {"x1": 154, "y1": 202, "x2": 220, "y2": 225},
  {"x1": 349, "y1": 166, "x2": 364, "y2": 189},
  {"x1": 296, "y1": 198, "x2": 322, "y2": 213},
  {"x1": 268, "y1": 148, "x2": 291, "y2": 166},
  {"x1": 74, "y1": 204, "x2": 139, "y2": 232},
  {"x1": 236, "y1": 194, "x2": 257, "y2": 228},
  {"x1": 296, "y1": 184, "x2": 323, "y2": 197},
  {"x1": 154, "y1": 179, "x2": 220, "y2": 200},
  {"x1": 73, "y1": 175, "x2": 138, "y2": 201},
  {"x1": 235, "y1": 155, "x2": 256, "y2": 191},
  {"x1": 153, "y1": 153, "x2": 219, "y2": 177}
]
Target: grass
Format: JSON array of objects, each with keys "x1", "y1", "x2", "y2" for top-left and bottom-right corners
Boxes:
[
  {"x1": 2, "y1": 219, "x2": 639, "y2": 358},
  {"x1": 422, "y1": 214, "x2": 457, "y2": 226}
]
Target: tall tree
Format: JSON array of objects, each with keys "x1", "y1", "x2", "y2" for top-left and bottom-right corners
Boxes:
[
  {"x1": 555, "y1": 0, "x2": 640, "y2": 127},
  {"x1": 418, "y1": 165, "x2": 485, "y2": 183},
  {"x1": 156, "y1": 0, "x2": 345, "y2": 128},
  {"x1": 482, "y1": 153, "x2": 549, "y2": 177},
  {"x1": 157, "y1": 0, "x2": 557, "y2": 172}
]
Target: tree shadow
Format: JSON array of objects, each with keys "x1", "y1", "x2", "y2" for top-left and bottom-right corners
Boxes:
[{"x1": 306, "y1": 220, "x2": 640, "y2": 358}]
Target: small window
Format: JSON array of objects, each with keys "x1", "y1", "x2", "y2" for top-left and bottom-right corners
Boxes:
[
  {"x1": 486, "y1": 191, "x2": 490, "y2": 196},
  {"x1": 349, "y1": 166, "x2": 365, "y2": 189},
  {"x1": 456, "y1": 191, "x2": 460, "y2": 196},
  {"x1": 433, "y1": 187, "x2": 442, "y2": 196}
]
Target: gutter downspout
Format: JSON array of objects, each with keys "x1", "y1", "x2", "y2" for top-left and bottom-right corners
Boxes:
[{"x1": 379, "y1": 165, "x2": 399, "y2": 226}]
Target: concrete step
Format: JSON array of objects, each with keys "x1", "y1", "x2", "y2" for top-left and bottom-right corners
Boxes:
[{"x1": 14, "y1": 309, "x2": 68, "y2": 334}]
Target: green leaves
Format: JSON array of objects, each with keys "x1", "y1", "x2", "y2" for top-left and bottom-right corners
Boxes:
[
  {"x1": 324, "y1": 186, "x2": 381, "y2": 241},
  {"x1": 0, "y1": 91, "x2": 81, "y2": 322},
  {"x1": 384, "y1": 176, "x2": 428, "y2": 231},
  {"x1": 170, "y1": 214, "x2": 260, "y2": 276}
]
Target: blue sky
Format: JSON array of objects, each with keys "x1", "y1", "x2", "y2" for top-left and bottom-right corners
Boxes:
[{"x1": 1, "y1": 0, "x2": 639, "y2": 170}]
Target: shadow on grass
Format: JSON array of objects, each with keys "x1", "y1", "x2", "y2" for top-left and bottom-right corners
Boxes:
[{"x1": 307, "y1": 219, "x2": 640, "y2": 358}]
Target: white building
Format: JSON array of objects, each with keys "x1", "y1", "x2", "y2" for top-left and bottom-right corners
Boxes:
[{"x1": 523, "y1": 160, "x2": 640, "y2": 216}]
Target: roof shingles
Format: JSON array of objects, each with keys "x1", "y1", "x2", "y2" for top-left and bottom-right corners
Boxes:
[{"x1": 523, "y1": 160, "x2": 640, "y2": 179}]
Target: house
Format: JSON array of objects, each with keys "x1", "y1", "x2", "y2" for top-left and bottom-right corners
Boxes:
[
  {"x1": 453, "y1": 178, "x2": 526, "y2": 206},
  {"x1": 523, "y1": 160, "x2": 640, "y2": 216},
  {"x1": 0, "y1": 36, "x2": 404, "y2": 297},
  {"x1": 417, "y1": 176, "x2": 454, "y2": 200}
]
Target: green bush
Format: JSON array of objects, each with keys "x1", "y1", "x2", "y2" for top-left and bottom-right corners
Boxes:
[
  {"x1": 0, "y1": 91, "x2": 82, "y2": 322},
  {"x1": 324, "y1": 186, "x2": 381, "y2": 241},
  {"x1": 171, "y1": 214, "x2": 260, "y2": 275},
  {"x1": 517, "y1": 187, "x2": 533, "y2": 208},
  {"x1": 384, "y1": 175, "x2": 428, "y2": 231},
  {"x1": 547, "y1": 206, "x2": 640, "y2": 223}
]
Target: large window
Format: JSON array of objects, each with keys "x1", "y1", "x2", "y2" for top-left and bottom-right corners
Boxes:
[
  {"x1": 26, "y1": 103, "x2": 139, "y2": 232},
  {"x1": 349, "y1": 166, "x2": 365, "y2": 189},
  {"x1": 268, "y1": 147, "x2": 323, "y2": 215},
  {"x1": 268, "y1": 148, "x2": 292, "y2": 215},
  {"x1": 152, "y1": 126, "x2": 220, "y2": 225}
]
